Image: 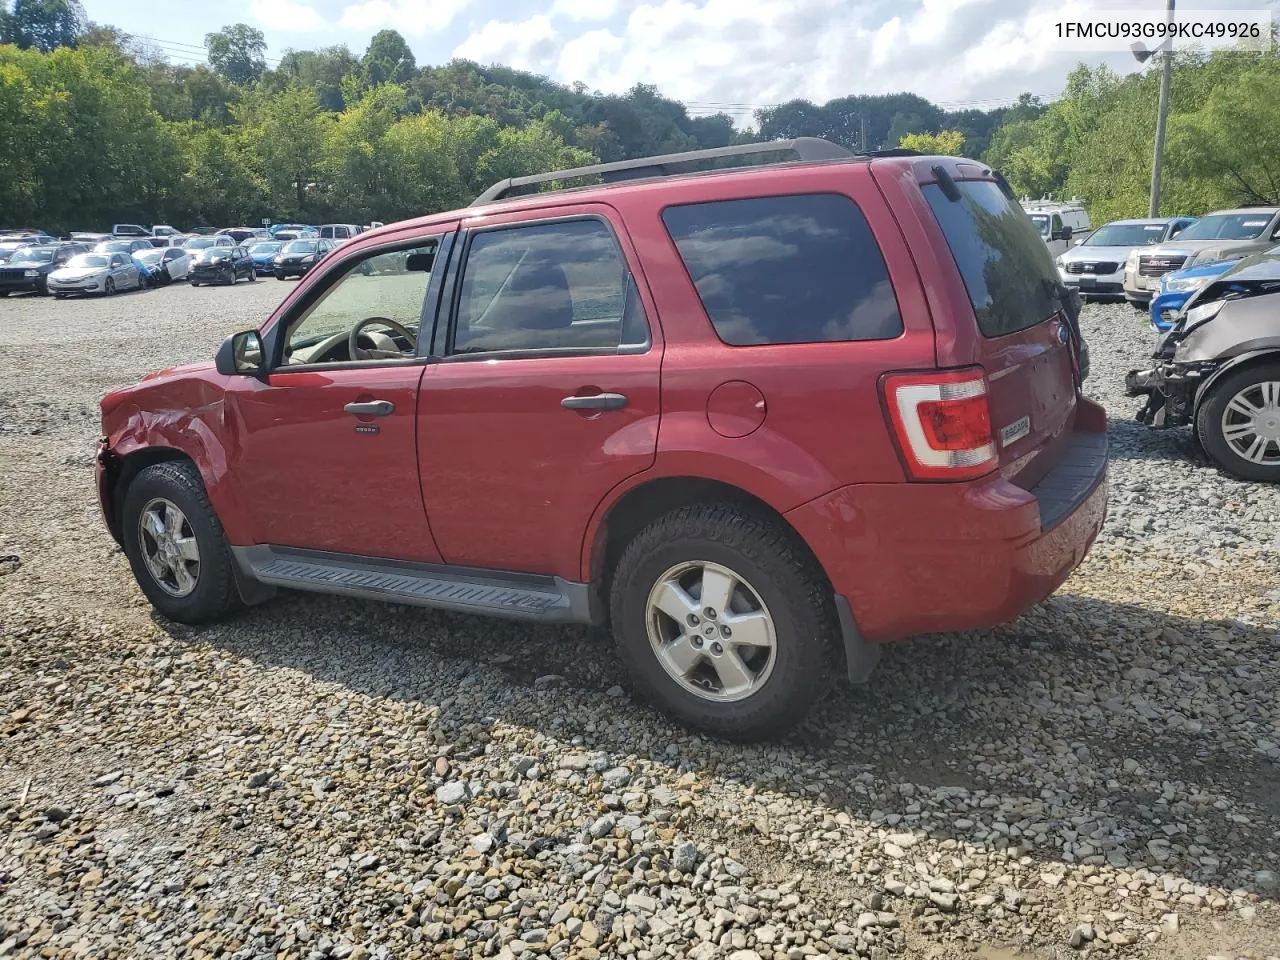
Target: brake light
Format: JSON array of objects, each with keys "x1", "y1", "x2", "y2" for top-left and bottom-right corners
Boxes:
[{"x1": 881, "y1": 367, "x2": 998, "y2": 481}]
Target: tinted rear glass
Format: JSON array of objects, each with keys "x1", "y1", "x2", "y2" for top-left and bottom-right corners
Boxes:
[
  {"x1": 661, "y1": 193, "x2": 903, "y2": 346},
  {"x1": 924, "y1": 180, "x2": 1060, "y2": 338}
]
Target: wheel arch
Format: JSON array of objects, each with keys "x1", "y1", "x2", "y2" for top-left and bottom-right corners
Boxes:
[
  {"x1": 102, "y1": 446, "x2": 193, "y2": 545},
  {"x1": 1194, "y1": 349, "x2": 1280, "y2": 413},
  {"x1": 583, "y1": 475, "x2": 879, "y2": 683}
]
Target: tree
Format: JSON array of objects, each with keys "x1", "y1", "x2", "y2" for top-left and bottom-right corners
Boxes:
[
  {"x1": 205, "y1": 23, "x2": 266, "y2": 85},
  {"x1": 4, "y1": 0, "x2": 84, "y2": 51},
  {"x1": 363, "y1": 29, "x2": 415, "y2": 87},
  {"x1": 276, "y1": 44, "x2": 358, "y2": 111},
  {"x1": 898, "y1": 129, "x2": 966, "y2": 156},
  {"x1": 240, "y1": 84, "x2": 328, "y2": 216}
]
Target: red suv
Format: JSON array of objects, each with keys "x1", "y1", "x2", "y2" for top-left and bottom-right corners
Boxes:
[{"x1": 96, "y1": 139, "x2": 1108, "y2": 740}]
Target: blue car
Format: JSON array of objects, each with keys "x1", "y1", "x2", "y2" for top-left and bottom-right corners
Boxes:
[
  {"x1": 1149, "y1": 241, "x2": 1280, "y2": 330},
  {"x1": 247, "y1": 240, "x2": 285, "y2": 275},
  {"x1": 269, "y1": 223, "x2": 317, "y2": 240}
]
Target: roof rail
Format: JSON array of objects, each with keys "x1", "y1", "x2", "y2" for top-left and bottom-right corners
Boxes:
[{"x1": 470, "y1": 137, "x2": 855, "y2": 206}]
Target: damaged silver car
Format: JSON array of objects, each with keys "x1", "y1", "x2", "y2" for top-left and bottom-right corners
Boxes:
[{"x1": 1126, "y1": 253, "x2": 1280, "y2": 482}]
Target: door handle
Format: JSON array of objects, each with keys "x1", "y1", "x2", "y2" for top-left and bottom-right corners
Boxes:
[
  {"x1": 344, "y1": 400, "x2": 395, "y2": 417},
  {"x1": 561, "y1": 393, "x2": 628, "y2": 411}
]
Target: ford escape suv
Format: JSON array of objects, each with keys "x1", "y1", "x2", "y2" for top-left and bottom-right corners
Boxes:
[{"x1": 96, "y1": 139, "x2": 1108, "y2": 741}]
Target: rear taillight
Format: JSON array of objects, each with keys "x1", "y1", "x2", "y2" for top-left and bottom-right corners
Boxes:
[{"x1": 881, "y1": 367, "x2": 997, "y2": 481}]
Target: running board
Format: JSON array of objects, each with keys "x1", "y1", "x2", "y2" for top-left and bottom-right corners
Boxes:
[{"x1": 231, "y1": 545, "x2": 599, "y2": 624}]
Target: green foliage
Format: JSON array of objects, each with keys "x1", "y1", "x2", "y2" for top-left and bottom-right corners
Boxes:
[
  {"x1": 898, "y1": 129, "x2": 965, "y2": 156},
  {"x1": 204, "y1": 23, "x2": 266, "y2": 85},
  {"x1": 363, "y1": 29, "x2": 415, "y2": 88},
  {"x1": 3, "y1": 0, "x2": 83, "y2": 52}
]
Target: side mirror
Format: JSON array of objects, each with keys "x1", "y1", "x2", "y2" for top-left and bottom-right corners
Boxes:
[
  {"x1": 216, "y1": 330, "x2": 265, "y2": 377},
  {"x1": 1053, "y1": 225, "x2": 1073, "y2": 241}
]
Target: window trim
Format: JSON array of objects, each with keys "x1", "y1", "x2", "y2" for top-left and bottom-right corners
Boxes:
[
  {"x1": 264, "y1": 230, "x2": 456, "y2": 375},
  {"x1": 659, "y1": 190, "x2": 906, "y2": 349},
  {"x1": 434, "y1": 212, "x2": 652, "y2": 362}
]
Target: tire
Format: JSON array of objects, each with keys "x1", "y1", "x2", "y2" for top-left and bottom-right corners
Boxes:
[
  {"x1": 275, "y1": 271, "x2": 286, "y2": 281},
  {"x1": 608, "y1": 503, "x2": 836, "y2": 741},
  {"x1": 53, "y1": 292, "x2": 66, "y2": 300},
  {"x1": 247, "y1": 267, "x2": 256, "y2": 282},
  {"x1": 104, "y1": 277, "x2": 115, "y2": 295},
  {"x1": 120, "y1": 461, "x2": 242, "y2": 624},
  {"x1": 36, "y1": 278, "x2": 48, "y2": 296},
  {"x1": 190, "y1": 280, "x2": 200, "y2": 287},
  {"x1": 1196, "y1": 360, "x2": 1280, "y2": 483},
  {"x1": 223, "y1": 267, "x2": 235, "y2": 285}
]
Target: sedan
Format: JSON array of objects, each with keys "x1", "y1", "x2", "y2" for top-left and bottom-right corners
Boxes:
[
  {"x1": 188, "y1": 245, "x2": 257, "y2": 286},
  {"x1": 134, "y1": 246, "x2": 192, "y2": 282},
  {"x1": 274, "y1": 238, "x2": 335, "y2": 279},
  {"x1": 183, "y1": 235, "x2": 234, "y2": 253},
  {"x1": 95, "y1": 238, "x2": 154, "y2": 256},
  {"x1": 47, "y1": 252, "x2": 143, "y2": 297},
  {"x1": 247, "y1": 240, "x2": 284, "y2": 275},
  {"x1": 0, "y1": 243, "x2": 90, "y2": 295}
]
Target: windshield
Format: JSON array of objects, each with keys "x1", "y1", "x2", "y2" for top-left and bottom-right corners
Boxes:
[
  {"x1": 135, "y1": 250, "x2": 162, "y2": 264},
  {"x1": 194, "y1": 247, "x2": 230, "y2": 261},
  {"x1": 1028, "y1": 214, "x2": 1050, "y2": 236},
  {"x1": 97, "y1": 241, "x2": 131, "y2": 253},
  {"x1": 250, "y1": 242, "x2": 282, "y2": 255},
  {"x1": 185, "y1": 237, "x2": 217, "y2": 249},
  {"x1": 1086, "y1": 223, "x2": 1169, "y2": 246},
  {"x1": 67, "y1": 254, "x2": 109, "y2": 269},
  {"x1": 285, "y1": 240, "x2": 319, "y2": 254},
  {"x1": 926, "y1": 180, "x2": 1061, "y2": 337},
  {"x1": 9, "y1": 248, "x2": 54, "y2": 264},
  {"x1": 1174, "y1": 213, "x2": 1274, "y2": 241}
]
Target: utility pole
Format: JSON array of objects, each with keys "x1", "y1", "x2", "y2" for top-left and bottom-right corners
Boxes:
[{"x1": 1148, "y1": 0, "x2": 1175, "y2": 216}]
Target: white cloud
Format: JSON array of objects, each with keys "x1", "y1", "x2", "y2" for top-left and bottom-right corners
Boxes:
[
  {"x1": 248, "y1": 0, "x2": 330, "y2": 32},
  {"x1": 449, "y1": 0, "x2": 1209, "y2": 126},
  {"x1": 338, "y1": 0, "x2": 471, "y2": 37},
  {"x1": 550, "y1": 0, "x2": 620, "y2": 21}
]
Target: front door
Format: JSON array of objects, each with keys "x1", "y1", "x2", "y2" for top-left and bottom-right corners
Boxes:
[
  {"x1": 417, "y1": 208, "x2": 662, "y2": 580},
  {"x1": 228, "y1": 232, "x2": 451, "y2": 562}
]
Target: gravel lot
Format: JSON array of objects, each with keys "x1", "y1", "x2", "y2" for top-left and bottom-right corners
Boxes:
[{"x1": 1, "y1": 283, "x2": 1278, "y2": 960}]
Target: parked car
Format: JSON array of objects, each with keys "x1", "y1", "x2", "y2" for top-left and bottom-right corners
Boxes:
[
  {"x1": 247, "y1": 240, "x2": 284, "y2": 275},
  {"x1": 93, "y1": 139, "x2": 1107, "y2": 741},
  {"x1": 1056, "y1": 217, "x2": 1196, "y2": 301},
  {"x1": 95, "y1": 238, "x2": 153, "y2": 256},
  {"x1": 0, "y1": 229, "x2": 56, "y2": 246},
  {"x1": 134, "y1": 246, "x2": 192, "y2": 282},
  {"x1": 318, "y1": 223, "x2": 361, "y2": 242},
  {"x1": 68, "y1": 232, "x2": 112, "y2": 245},
  {"x1": 217, "y1": 227, "x2": 272, "y2": 245},
  {"x1": 188, "y1": 245, "x2": 256, "y2": 286},
  {"x1": 48, "y1": 251, "x2": 142, "y2": 297},
  {"x1": 183, "y1": 235, "x2": 234, "y2": 252},
  {"x1": 112, "y1": 223, "x2": 153, "y2": 238},
  {"x1": 151, "y1": 225, "x2": 183, "y2": 238},
  {"x1": 273, "y1": 238, "x2": 335, "y2": 278},
  {"x1": 0, "y1": 239, "x2": 32, "y2": 263},
  {"x1": 1147, "y1": 249, "x2": 1279, "y2": 331},
  {"x1": 1123, "y1": 207, "x2": 1280, "y2": 307},
  {"x1": 1022, "y1": 200, "x2": 1093, "y2": 256},
  {"x1": 1127, "y1": 252, "x2": 1280, "y2": 482},
  {"x1": 269, "y1": 223, "x2": 315, "y2": 239},
  {"x1": 0, "y1": 242, "x2": 90, "y2": 295}
]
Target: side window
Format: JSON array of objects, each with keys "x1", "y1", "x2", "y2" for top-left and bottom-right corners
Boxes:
[
  {"x1": 661, "y1": 193, "x2": 903, "y2": 346},
  {"x1": 450, "y1": 218, "x2": 649, "y2": 355},
  {"x1": 281, "y1": 240, "x2": 440, "y2": 367},
  {"x1": 1051, "y1": 214, "x2": 1063, "y2": 233}
]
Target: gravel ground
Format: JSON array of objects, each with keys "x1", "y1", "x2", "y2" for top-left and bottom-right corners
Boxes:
[{"x1": 1, "y1": 285, "x2": 1278, "y2": 960}]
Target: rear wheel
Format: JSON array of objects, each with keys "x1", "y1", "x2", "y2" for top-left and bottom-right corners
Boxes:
[
  {"x1": 275, "y1": 271, "x2": 286, "y2": 280},
  {"x1": 247, "y1": 267, "x2": 256, "y2": 282},
  {"x1": 609, "y1": 503, "x2": 836, "y2": 741},
  {"x1": 104, "y1": 277, "x2": 115, "y2": 295},
  {"x1": 120, "y1": 461, "x2": 242, "y2": 624},
  {"x1": 1197, "y1": 361, "x2": 1280, "y2": 483}
]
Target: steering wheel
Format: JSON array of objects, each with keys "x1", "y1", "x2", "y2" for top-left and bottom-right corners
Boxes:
[{"x1": 349, "y1": 316, "x2": 417, "y2": 360}]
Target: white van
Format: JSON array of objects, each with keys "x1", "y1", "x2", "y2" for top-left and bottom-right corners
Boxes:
[
  {"x1": 319, "y1": 224, "x2": 362, "y2": 243},
  {"x1": 1021, "y1": 199, "x2": 1093, "y2": 257}
]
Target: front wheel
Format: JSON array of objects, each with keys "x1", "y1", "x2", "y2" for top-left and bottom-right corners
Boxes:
[
  {"x1": 247, "y1": 267, "x2": 256, "y2": 282},
  {"x1": 104, "y1": 277, "x2": 116, "y2": 295},
  {"x1": 609, "y1": 503, "x2": 836, "y2": 741},
  {"x1": 1197, "y1": 361, "x2": 1280, "y2": 483},
  {"x1": 120, "y1": 461, "x2": 243, "y2": 623},
  {"x1": 275, "y1": 271, "x2": 286, "y2": 281}
]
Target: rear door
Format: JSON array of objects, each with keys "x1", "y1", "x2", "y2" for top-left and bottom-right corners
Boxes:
[
  {"x1": 416, "y1": 204, "x2": 661, "y2": 580},
  {"x1": 903, "y1": 169, "x2": 1079, "y2": 488}
]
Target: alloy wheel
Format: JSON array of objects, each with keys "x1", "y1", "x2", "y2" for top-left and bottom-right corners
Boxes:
[
  {"x1": 1221, "y1": 380, "x2": 1280, "y2": 466},
  {"x1": 138, "y1": 497, "x2": 201, "y2": 597},
  {"x1": 645, "y1": 560, "x2": 777, "y2": 702}
]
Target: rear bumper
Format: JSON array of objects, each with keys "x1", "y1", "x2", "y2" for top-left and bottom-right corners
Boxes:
[{"x1": 786, "y1": 403, "x2": 1108, "y2": 644}]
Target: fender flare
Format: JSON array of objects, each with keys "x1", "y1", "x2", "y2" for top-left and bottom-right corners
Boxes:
[{"x1": 1193, "y1": 348, "x2": 1280, "y2": 412}]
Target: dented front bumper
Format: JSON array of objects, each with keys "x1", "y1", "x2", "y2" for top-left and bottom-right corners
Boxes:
[{"x1": 1125, "y1": 360, "x2": 1220, "y2": 427}]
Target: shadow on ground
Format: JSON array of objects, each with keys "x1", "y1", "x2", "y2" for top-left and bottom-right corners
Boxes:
[{"x1": 168, "y1": 583, "x2": 1280, "y2": 899}]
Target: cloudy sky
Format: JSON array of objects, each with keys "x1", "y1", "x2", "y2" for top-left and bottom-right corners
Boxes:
[{"x1": 83, "y1": 0, "x2": 1273, "y2": 119}]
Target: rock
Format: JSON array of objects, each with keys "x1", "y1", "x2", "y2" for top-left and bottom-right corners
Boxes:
[
  {"x1": 1160, "y1": 913, "x2": 1179, "y2": 934},
  {"x1": 755, "y1": 925, "x2": 778, "y2": 945},
  {"x1": 79, "y1": 869, "x2": 103, "y2": 889},
  {"x1": 626, "y1": 892, "x2": 657, "y2": 913},
  {"x1": 927, "y1": 892, "x2": 957, "y2": 912},
  {"x1": 470, "y1": 833, "x2": 495, "y2": 854},
  {"x1": 673, "y1": 841, "x2": 699, "y2": 873},
  {"x1": 92, "y1": 772, "x2": 122, "y2": 787},
  {"x1": 602, "y1": 766, "x2": 632, "y2": 790},
  {"x1": 578, "y1": 922, "x2": 600, "y2": 945},
  {"x1": 1069, "y1": 924, "x2": 1095, "y2": 949},
  {"x1": 589, "y1": 815, "x2": 617, "y2": 839},
  {"x1": 727, "y1": 952, "x2": 763, "y2": 960},
  {"x1": 436, "y1": 781, "x2": 470, "y2": 806},
  {"x1": 246, "y1": 771, "x2": 271, "y2": 789},
  {"x1": 1254, "y1": 869, "x2": 1279, "y2": 894},
  {"x1": 533, "y1": 674, "x2": 566, "y2": 690}
]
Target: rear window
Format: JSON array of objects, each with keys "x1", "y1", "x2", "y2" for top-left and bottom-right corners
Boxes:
[
  {"x1": 661, "y1": 193, "x2": 903, "y2": 346},
  {"x1": 925, "y1": 180, "x2": 1061, "y2": 338}
]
